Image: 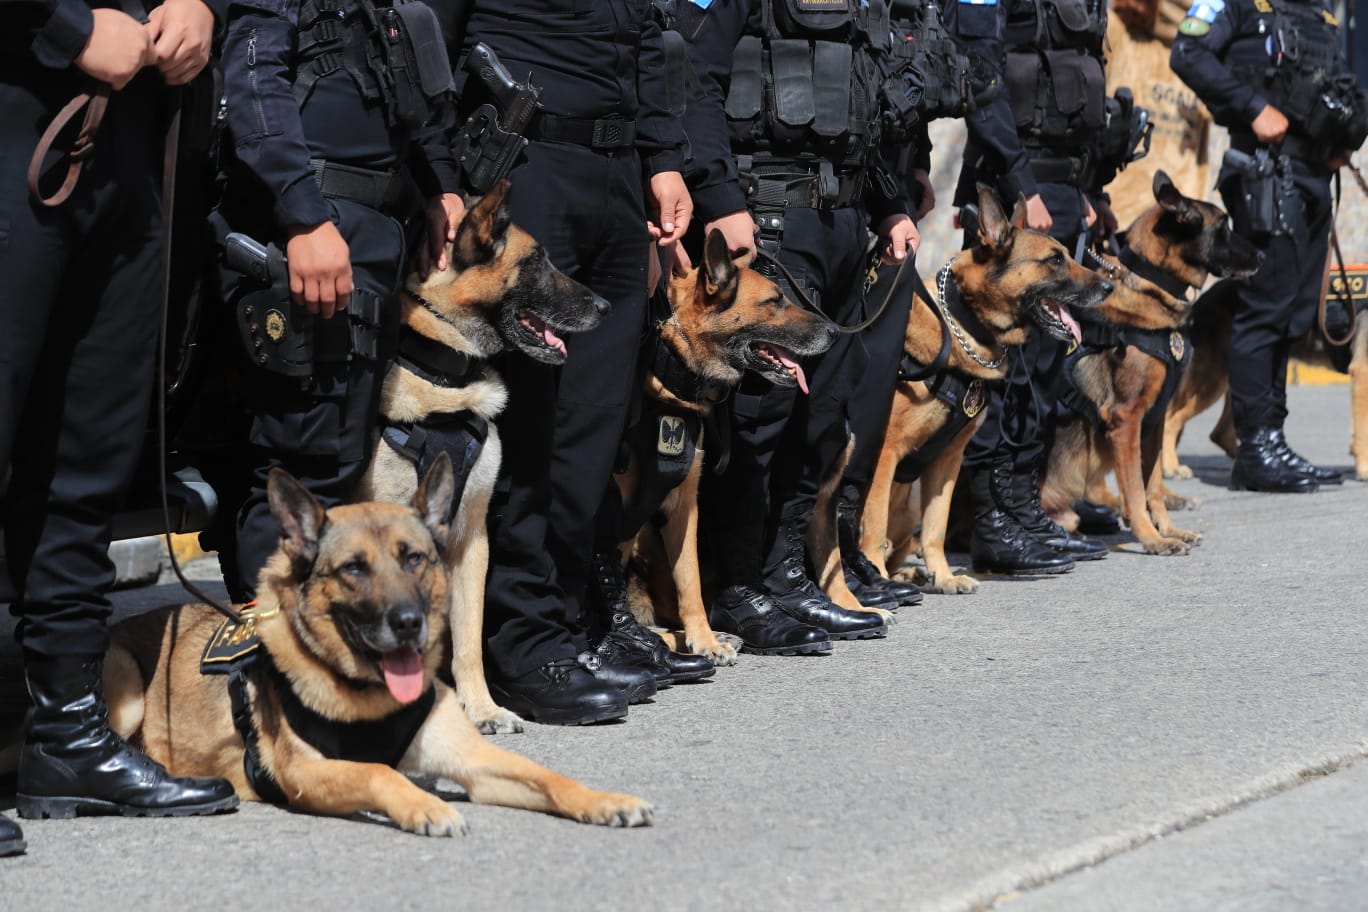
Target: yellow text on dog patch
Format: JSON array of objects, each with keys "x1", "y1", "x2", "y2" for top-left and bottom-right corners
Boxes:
[{"x1": 201, "y1": 612, "x2": 262, "y2": 673}]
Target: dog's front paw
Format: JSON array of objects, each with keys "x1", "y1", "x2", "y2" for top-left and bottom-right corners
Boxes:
[
  {"x1": 689, "y1": 636, "x2": 739, "y2": 667},
  {"x1": 1163, "y1": 527, "x2": 1201, "y2": 545},
  {"x1": 474, "y1": 707, "x2": 526, "y2": 736},
  {"x1": 925, "y1": 573, "x2": 978, "y2": 595},
  {"x1": 1164, "y1": 492, "x2": 1199, "y2": 511},
  {"x1": 1166, "y1": 463, "x2": 1194, "y2": 480},
  {"x1": 394, "y1": 796, "x2": 468, "y2": 837},
  {"x1": 575, "y1": 792, "x2": 655, "y2": 828},
  {"x1": 1141, "y1": 537, "x2": 1190, "y2": 556}
]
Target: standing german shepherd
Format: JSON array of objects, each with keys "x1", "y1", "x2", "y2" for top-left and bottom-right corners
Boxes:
[
  {"x1": 357, "y1": 179, "x2": 607, "y2": 733},
  {"x1": 1040, "y1": 172, "x2": 1261, "y2": 554},
  {"x1": 856, "y1": 187, "x2": 1112, "y2": 594},
  {"x1": 618, "y1": 229, "x2": 836, "y2": 663},
  {"x1": 99, "y1": 459, "x2": 653, "y2": 835}
]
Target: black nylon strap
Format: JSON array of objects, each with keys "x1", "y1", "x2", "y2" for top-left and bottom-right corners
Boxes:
[
  {"x1": 396, "y1": 325, "x2": 485, "y2": 387},
  {"x1": 1116, "y1": 242, "x2": 1191, "y2": 300},
  {"x1": 527, "y1": 114, "x2": 637, "y2": 149}
]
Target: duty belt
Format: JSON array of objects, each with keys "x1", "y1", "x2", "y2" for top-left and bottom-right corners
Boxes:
[
  {"x1": 740, "y1": 157, "x2": 866, "y2": 211},
  {"x1": 1028, "y1": 155, "x2": 1088, "y2": 184},
  {"x1": 310, "y1": 158, "x2": 402, "y2": 210},
  {"x1": 526, "y1": 114, "x2": 637, "y2": 149}
]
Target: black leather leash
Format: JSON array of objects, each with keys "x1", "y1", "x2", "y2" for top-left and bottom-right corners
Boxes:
[{"x1": 751, "y1": 244, "x2": 915, "y2": 335}]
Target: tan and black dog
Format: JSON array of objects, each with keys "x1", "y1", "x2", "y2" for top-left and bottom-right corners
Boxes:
[
  {"x1": 97, "y1": 459, "x2": 653, "y2": 835},
  {"x1": 357, "y1": 179, "x2": 606, "y2": 733},
  {"x1": 615, "y1": 229, "x2": 836, "y2": 663},
  {"x1": 856, "y1": 186, "x2": 1112, "y2": 594},
  {"x1": 1040, "y1": 172, "x2": 1262, "y2": 554}
]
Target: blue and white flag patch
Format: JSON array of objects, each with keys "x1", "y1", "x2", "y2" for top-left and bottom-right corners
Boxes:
[{"x1": 1185, "y1": 0, "x2": 1224, "y2": 22}]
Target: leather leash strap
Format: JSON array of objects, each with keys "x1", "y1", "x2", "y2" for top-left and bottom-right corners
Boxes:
[{"x1": 27, "y1": 82, "x2": 111, "y2": 207}]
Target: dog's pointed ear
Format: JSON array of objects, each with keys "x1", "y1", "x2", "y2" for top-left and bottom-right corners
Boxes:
[
  {"x1": 1154, "y1": 171, "x2": 1201, "y2": 227},
  {"x1": 975, "y1": 185, "x2": 1014, "y2": 253},
  {"x1": 454, "y1": 179, "x2": 512, "y2": 266},
  {"x1": 267, "y1": 469, "x2": 325, "y2": 568},
  {"x1": 1009, "y1": 193, "x2": 1030, "y2": 230},
  {"x1": 702, "y1": 228, "x2": 739, "y2": 303},
  {"x1": 412, "y1": 452, "x2": 456, "y2": 542}
]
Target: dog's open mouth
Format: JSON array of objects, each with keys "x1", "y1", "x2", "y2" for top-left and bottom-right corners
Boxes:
[
  {"x1": 516, "y1": 310, "x2": 567, "y2": 358},
  {"x1": 1034, "y1": 297, "x2": 1083, "y2": 347},
  {"x1": 748, "y1": 341, "x2": 808, "y2": 393},
  {"x1": 379, "y1": 646, "x2": 425, "y2": 704}
]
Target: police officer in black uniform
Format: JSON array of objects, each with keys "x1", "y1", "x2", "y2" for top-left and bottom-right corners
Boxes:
[
  {"x1": 941, "y1": 0, "x2": 1109, "y2": 576},
  {"x1": 1172, "y1": 0, "x2": 1366, "y2": 492},
  {"x1": 1, "y1": 0, "x2": 238, "y2": 848},
  {"x1": 452, "y1": 1, "x2": 696, "y2": 725},
  {"x1": 675, "y1": 0, "x2": 920, "y2": 655},
  {"x1": 216, "y1": 0, "x2": 467, "y2": 598}
]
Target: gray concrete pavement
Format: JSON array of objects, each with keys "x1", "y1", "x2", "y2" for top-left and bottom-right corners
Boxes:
[{"x1": 2, "y1": 384, "x2": 1366, "y2": 912}]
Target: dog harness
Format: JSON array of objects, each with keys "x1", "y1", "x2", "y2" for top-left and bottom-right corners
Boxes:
[
  {"x1": 1060, "y1": 320, "x2": 1192, "y2": 436},
  {"x1": 200, "y1": 609, "x2": 436, "y2": 805},
  {"x1": 379, "y1": 317, "x2": 490, "y2": 517}
]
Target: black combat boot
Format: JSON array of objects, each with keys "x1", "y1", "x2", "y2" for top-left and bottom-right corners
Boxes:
[
  {"x1": 998, "y1": 464, "x2": 1108, "y2": 561},
  {"x1": 710, "y1": 584, "x2": 832, "y2": 656},
  {"x1": 836, "y1": 494, "x2": 922, "y2": 607},
  {"x1": 1268, "y1": 428, "x2": 1342, "y2": 485},
  {"x1": 1072, "y1": 500, "x2": 1121, "y2": 535},
  {"x1": 0, "y1": 813, "x2": 24, "y2": 857},
  {"x1": 588, "y1": 553, "x2": 715, "y2": 686},
  {"x1": 17, "y1": 654, "x2": 239, "y2": 819},
  {"x1": 967, "y1": 466, "x2": 1075, "y2": 576},
  {"x1": 765, "y1": 523, "x2": 888, "y2": 640},
  {"x1": 489, "y1": 654, "x2": 631, "y2": 726},
  {"x1": 1229, "y1": 428, "x2": 1319, "y2": 493}
]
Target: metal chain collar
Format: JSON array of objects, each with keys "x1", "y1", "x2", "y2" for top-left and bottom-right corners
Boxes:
[{"x1": 934, "y1": 259, "x2": 1007, "y2": 371}]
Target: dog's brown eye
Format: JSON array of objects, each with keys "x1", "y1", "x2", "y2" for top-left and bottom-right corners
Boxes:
[
  {"x1": 340, "y1": 559, "x2": 369, "y2": 577},
  {"x1": 405, "y1": 550, "x2": 425, "y2": 568}
]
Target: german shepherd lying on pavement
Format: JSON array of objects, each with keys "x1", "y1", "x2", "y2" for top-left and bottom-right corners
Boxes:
[
  {"x1": 857, "y1": 186, "x2": 1112, "y2": 594},
  {"x1": 357, "y1": 179, "x2": 607, "y2": 733},
  {"x1": 99, "y1": 459, "x2": 653, "y2": 835},
  {"x1": 1040, "y1": 172, "x2": 1262, "y2": 554},
  {"x1": 617, "y1": 229, "x2": 837, "y2": 663}
]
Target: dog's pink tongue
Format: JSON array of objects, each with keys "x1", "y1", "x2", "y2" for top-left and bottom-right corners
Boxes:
[
  {"x1": 776, "y1": 351, "x2": 809, "y2": 395},
  {"x1": 381, "y1": 647, "x2": 424, "y2": 704},
  {"x1": 1059, "y1": 305, "x2": 1083, "y2": 347},
  {"x1": 540, "y1": 324, "x2": 567, "y2": 357}
]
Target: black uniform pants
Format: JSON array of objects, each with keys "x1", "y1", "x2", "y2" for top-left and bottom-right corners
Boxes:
[
  {"x1": 701, "y1": 206, "x2": 869, "y2": 588},
  {"x1": 0, "y1": 77, "x2": 164, "y2": 657},
  {"x1": 962, "y1": 180, "x2": 1084, "y2": 471},
  {"x1": 229, "y1": 198, "x2": 406, "y2": 598},
  {"x1": 844, "y1": 259, "x2": 917, "y2": 489},
  {"x1": 1219, "y1": 161, "x2": 1333, "y2": 437},
  {"x1": 484, "y1": 140, "x2": 648, "y2": 679}
]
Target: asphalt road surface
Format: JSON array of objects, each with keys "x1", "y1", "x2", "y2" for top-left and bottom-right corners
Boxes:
[{"x1": 2, "y1": 384, "x2": 1365, "y2": 912}]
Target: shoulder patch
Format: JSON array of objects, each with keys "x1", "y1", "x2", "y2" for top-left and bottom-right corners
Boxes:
[
  {"x1": 1253, "y1": 0, "x2": 1272, "y2": 11},
  {"x1": 201, "y1": 610, "x2": 264, "y2": 675},
  {"x1": 1178, "y1": 16, "x2": 1212, "y2": 35}
]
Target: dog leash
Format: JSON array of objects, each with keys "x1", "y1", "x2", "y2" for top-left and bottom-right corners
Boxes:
[
  {"x1": 751, "y1": 244, "x2": 914, "y2": 335},
  {"x1": 1319, "y1": 168, "x2": 1359, "y2": 348},
  {"x1": 26, "y1": 82, "x2": 111, "y2": 207}
]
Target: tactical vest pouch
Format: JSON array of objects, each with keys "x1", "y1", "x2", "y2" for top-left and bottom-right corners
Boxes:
[
  {"x1": 391, "y1": 0, "x2": 457, "y2": 99},
  {"x1": 1221, "y1": 147, "x2": 1280, "y2": 237},
  {"x1": 775, "y1": 0, "x2": 854, "y2": 37},
  {"x1": 725, "y1": 35, "x2": 765, "y2": 121},
  {"x1": 771, "y1": 40, "x2": 816, "y2": 128},
  {"x1": 1008, "y1": 49, "x2": 1104, "y2": 144},
  {"x1": 812, "y1": 42, "x2": 853, "y2": 137}
]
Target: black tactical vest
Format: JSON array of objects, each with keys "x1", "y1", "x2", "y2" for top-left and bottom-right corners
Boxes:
[
  {"x1": 885, "y1": 0, "x2": 978, "y2": 131},
  {"x1": 1228, "y1": 0, "x2": 1365, "y2": 147},
  {"x1": 1003, "y1": 0, "x2": 1108, "y2": 150},
  {"x1": 293, "y1": 0, "x2": 454, "y2": 129},
  {"x1": 724, "y1": 0, "x2": 892, "y2": 163}
]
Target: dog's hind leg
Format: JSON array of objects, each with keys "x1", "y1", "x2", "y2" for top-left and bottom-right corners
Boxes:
[
  {"x1": 405, "y1": 686, "x2": 653, "y2": 827},
  {"x1": 660, "y1": 449, "x2": 736, "y2": 665},
  {"x1": 812, "y1": 438, "x2": 892, "y2": 620},
  {"x1": 885, "y1": 481, "x2": 921, "y2": 580},
  {"x1": 1209, "y1": 392, "x2": 1238, "y2": 459},
  {"x1": 103, "y1": 643, "x2": 146, "y2": 741},
  {"x1": 1350, "y1": 316, "x2": 1368, "y2": 480}
]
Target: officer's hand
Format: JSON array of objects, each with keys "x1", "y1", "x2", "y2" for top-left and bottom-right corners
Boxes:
[
  {"x1": 1251, "y1": 104, "x2": 1290, "y2": 145},
  {"x1": 1024, "y1": 193, "x2": 1053, "y2": 233},
  {"x1": 1083, "y1": 196, "x2": 1097, "y2": 229},
  {"x1": 876, "y1": 213, "x2": 919, "y2": 265},
  {"x1": 418, "y1": 193, "x2": 466, "y2": 278},
  {"x1": 74, "y1": 9, "x2": 154, "y2": 90},
  {"x1": 912, "y1": 168, "x2": 936, "y2": 222},
  {"x1": 148, "y1": 0, "x2": 214, "y2": 86},
  {"x1": 705, "y1": 210, "x2": 759, "y2": 267},
  {"x1": 647, "y1": 171, "x2": 693, "y2": 246},
  {"x1": 1092, "y1": 196, "x2": 1119, "y2": 240},
  {"x1": 286, "y1": 221, "x2": 353, "y2": 319}
]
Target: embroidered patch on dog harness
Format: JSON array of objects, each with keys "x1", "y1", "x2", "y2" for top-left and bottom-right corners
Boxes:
[
  {"x1": 201, "y1": 608, "x2": 265, "y2": 674},
  {"x1": 962, "y1": 380, "x2": 986, "y2": 418},
  {"x1": 657, "y1": 415, "x2": 688, "y2": 457},
  {"x1": 1169, "y1": 332, "x2": 1186, "y2": 360}
]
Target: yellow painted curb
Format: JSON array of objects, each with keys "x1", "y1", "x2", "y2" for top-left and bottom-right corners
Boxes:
[
  {"x1": 169, "y1": 533, "x2": 210, "y2": 563},
  {"x1": 1287, "y1": 361, "x2": 1350, "y2": 386}
]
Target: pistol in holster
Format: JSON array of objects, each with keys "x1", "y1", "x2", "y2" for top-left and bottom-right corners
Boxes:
[
  {"x1": 224, "y1": 232, "x2": 316, "y2": 379},
  {"x1": 1222, "y1": 147, "x2": 1289, "y2": 237},
  {"x1": 453, "y1": 43, "x2": 543, "y2": 194}
]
